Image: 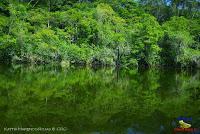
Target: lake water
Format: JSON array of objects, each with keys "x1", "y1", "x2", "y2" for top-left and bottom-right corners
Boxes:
[{"x1": 0, "y1": 64, "x2": 199, "y2": 134}]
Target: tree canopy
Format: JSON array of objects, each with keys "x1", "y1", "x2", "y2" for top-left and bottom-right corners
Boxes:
[{"x1": 0, "y1": 0, "x2": 199, "y2": 68}]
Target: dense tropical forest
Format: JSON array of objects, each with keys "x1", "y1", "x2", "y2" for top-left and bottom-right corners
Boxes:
[{"x1": 0, "y1": 0, "x2": 199, "y2": 68}]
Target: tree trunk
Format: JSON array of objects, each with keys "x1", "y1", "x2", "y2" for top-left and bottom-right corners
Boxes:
[{"x1": 47, "y1": 0, "x2": 51, "y2": 28}]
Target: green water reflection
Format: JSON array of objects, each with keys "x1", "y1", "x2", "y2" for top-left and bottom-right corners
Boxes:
[{"x1": 0, "y1": 65, "x2": 199, "y2": 134}]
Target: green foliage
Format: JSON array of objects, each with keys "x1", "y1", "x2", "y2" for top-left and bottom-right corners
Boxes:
[
  {"x1": 161, "y1": 16, "x2": 199, "y2": 67},
  {"x1": 127, "y1": 14, "x2": 164, "y2": 66},
  {"x1": 92, "y1": 47, "x2": 115, "y2": 65},
  {"x1": 27, "y1": 8, "x2": 50, "y2": 30},
  {"x1": 96, "y1": 3, "x2": 126, "y2": 48},
  {"x1": 61, "y1": 44, "x2": 93, "y2": 65},
  {"x1": 138, "y1": 0, "x2": 200, "y2": 22},
  {"x1": 0, "y1": 15, "x2": 8, "y2": 33},
  {"x1": 0, "y1": 0, "x2": 199, "y2": 68},
  {"x1": 189, "y1": 19, "x2": 200, "y2": 49}
]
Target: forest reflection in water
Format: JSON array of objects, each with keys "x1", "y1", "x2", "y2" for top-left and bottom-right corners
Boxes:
[{"x1": 0, "y1": 64, "x2": 199, "y2": 134}]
